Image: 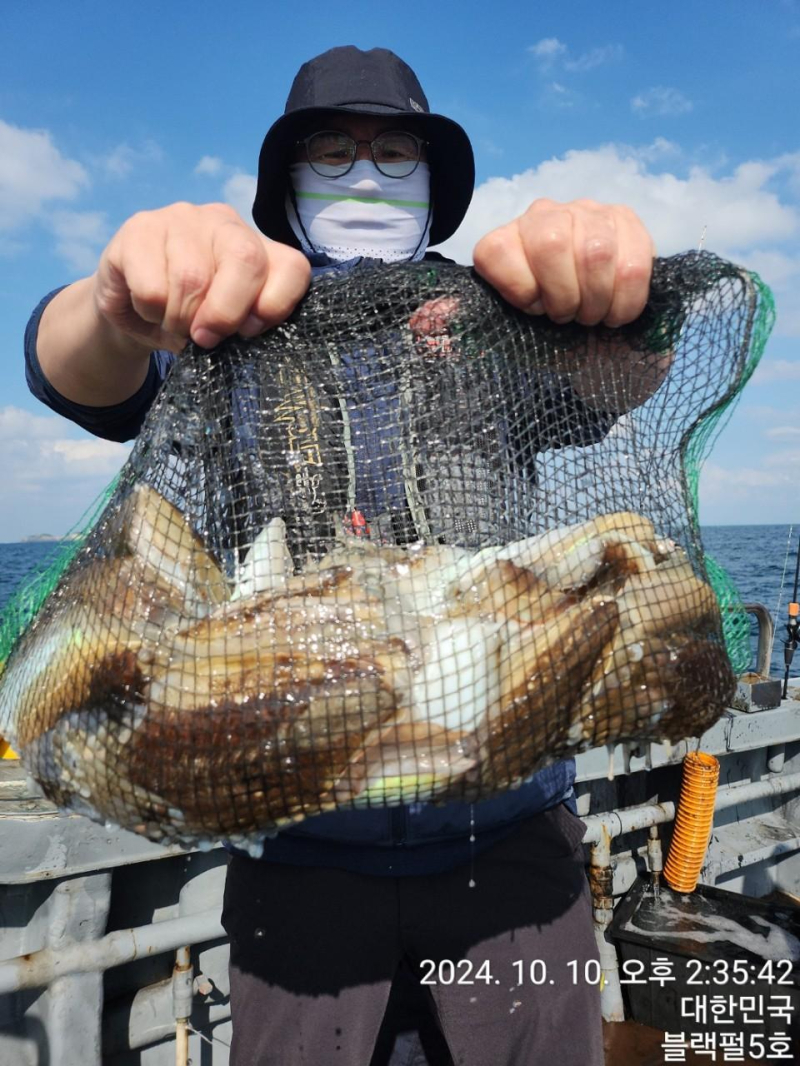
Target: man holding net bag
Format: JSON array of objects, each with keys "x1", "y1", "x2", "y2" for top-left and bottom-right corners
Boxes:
[{"x1": 25, "y1": 45, "x2": 668, "y2": 1066}]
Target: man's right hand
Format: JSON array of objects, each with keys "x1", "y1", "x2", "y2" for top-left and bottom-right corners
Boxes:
[
  {"x1": 37, "y1": 203, "x2": 311, "y2": 408},
  {"x1": 94, "y1": 202, "x2": 311, "y2": 353}
]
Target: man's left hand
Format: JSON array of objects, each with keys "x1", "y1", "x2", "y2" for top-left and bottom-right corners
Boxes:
[{"x1": 473, "y1": 199, "x2": 655, "y2": 328}]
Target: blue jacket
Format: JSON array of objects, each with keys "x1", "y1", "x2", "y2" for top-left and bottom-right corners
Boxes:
[{"x1": 24, "y1": 253, "x2": 612, "y2": 875}]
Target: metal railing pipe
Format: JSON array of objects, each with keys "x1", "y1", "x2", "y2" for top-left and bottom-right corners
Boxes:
[
  {"x1": 581, "y1": 770, "x2": 800, "y2": 845},
  {"x1": 0, "y1": 908, "x2": 224, "y2": 994},
  {"x1": 744, "y1": 603, "x2": 775, "y2": 678},
  {"x1": 2, "y1": 775, "x2": 799, "y2": 996},
  {"x1": 102, "y1": 979, "x2": 231, "y2": 1056}
]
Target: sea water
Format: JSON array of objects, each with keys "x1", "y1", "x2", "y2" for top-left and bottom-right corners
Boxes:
[
  {"x1": 702, "y1": 524, "x2": 799, "y2": 679},
  {"x1": 0, "y1": 541, "x2": 65, "y2": 615}
]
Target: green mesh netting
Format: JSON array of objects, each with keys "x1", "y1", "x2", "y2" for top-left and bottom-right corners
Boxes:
[
  {"x1": 682, "y1": 269, "x2": 775, "y2": 675},
  {"x1": 0, "y1": 476, "x2": 120, "y2": 673},
  {"x1": 705, "y1": 556, "x2": 752, "y2": 678},
  {"x1": 0, "y1": 252, "x2": 774, "y2": 848}
]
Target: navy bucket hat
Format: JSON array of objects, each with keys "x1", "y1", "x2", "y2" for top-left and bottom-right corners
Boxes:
[{"x1": 252, "y1": 46, "x2": 475, "y2": 247}]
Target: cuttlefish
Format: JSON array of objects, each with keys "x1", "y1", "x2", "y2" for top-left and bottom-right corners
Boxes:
[{"x1": 0, "y1": 490, "x2": 734, "y2": 846}]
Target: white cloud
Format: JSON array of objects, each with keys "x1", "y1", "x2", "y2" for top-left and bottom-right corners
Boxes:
[
  {"x1": 632, "y1": 137, "x2": 681, "y2": 163},
  {"x1": 763, "y1": 448, "x2": 800, "y2": 468},
  {"x1": 742, "y1": 248, "x2": 800, "y2": 289},
  {"x1": 0, "y1": 121, "x2": 166, "y2": 272},
  {"x1": 733, "y1": 247, "x2": 800, "y2": 338},
  {"x1": 223, "y1": 172, "x2": 258, "y2": 227},
  {"x1": 0, "y1": 235, "x2": 27, "y2": 257},
  {"x1": 49, "y1": 210, "x2": 109, "y2": 274},
  {"x1": 0, "y1": 407, "x2": 130, "y2": 539},
  {"x1": 528, "y1": 38, "x2": 567, "y2": 64},
  {"x1": 0, "y1": 119, "x2": 88, "y2": 230},
  {"x1": 751, "y1": 359, "x2": 800, "y2": 384},
  {"x1": 778, "y1": 151, "x2": 800, "y2": 197},
  {"x1": 104, "y1": 145, "x2": 135, "y2": 178},
  {"x1": 479, "y1": 138, "x2": 504, "y2": 158},
  {"x1": 50, "y1": 438, "x2": 130, "y2": 468},
  {"x1": 49, "y1": 210, "x2": 107, "y2": 244},
  {"x1": 438, "y1": 143, "x2": 799, "y2": 266},
  {"x1": 631, "y1": 87, "x2": 694, "y2": 117},
  {"x1": 698, "y1": 458, "x2": 800, "y2": 525},
  {"x1": 765, "y1": 426, "x2": 800, "y2": 440},
  {"x1": 195, "y1": 155, "x2": 224, "y2": 176},
  {"x1": 0, "y1": 406, "x2": 65, "y2": 440},
  {"x1": 739, "y1": 404, "x2": 793, "y2": 423},
  {"x1": 700, "y1": 461, "x2": 796, "y2": 498},
  {"x1": 191, "y1": 157, "x2": 257, "y2": 222},
  {"x1": 703, "y1": 465, "x2": 789, "y2": 489},
  {"x1": 0, "y1": 119, "x2": 118, "y2": 273},
  {"x1": 542, "y1": 82, "x2": 580, "y2": 109},
  {"x1": 528, "y1": 39, "x2": 622, "y2": 73},
  {"x1": 100, "y1": 141, "x2": 162, "y2": 178},
  {"x1": 564, "y1": 44, "x2": 623, "y2": 72},
  {"x1": 0, "y1": 407, "x2": 129, "y2": 478}
]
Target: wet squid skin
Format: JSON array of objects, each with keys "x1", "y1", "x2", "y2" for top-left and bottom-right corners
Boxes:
[{"x1": 0, "y1": 486, "x2": 735, "y2": 845}]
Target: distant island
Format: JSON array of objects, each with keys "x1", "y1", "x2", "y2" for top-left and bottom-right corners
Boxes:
[{"x1": 20, "y1": 534, "x2": 82, "y2": 543}]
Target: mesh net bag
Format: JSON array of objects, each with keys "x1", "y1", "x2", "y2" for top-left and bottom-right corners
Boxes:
[{"x1": 0, "y1": 252, "x2": 774, "y2": 848}]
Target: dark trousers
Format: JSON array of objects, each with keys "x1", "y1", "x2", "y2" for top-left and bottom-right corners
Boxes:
[{"x1": 221, "y1": 804, "x2": 603, "y2": 1066}]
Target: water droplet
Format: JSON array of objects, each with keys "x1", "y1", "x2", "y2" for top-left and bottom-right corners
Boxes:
[
  {"x1": 254, "y1": 927, "x2": 266, "y2": 940},
  {"x1": 468, "y1": 879, "x2": 476, "y2": 889}
]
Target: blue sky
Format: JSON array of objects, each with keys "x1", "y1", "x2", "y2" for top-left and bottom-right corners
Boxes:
[{"x1": 1, "y1": 0, "x2": 799, "y2": 540}]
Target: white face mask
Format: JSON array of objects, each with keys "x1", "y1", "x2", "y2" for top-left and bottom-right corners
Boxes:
[{"x1": 286, "y1": 160, "x2": 432, "y2": 263}]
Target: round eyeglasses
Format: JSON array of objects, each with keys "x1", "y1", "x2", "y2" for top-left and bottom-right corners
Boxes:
[{"x1": 296, "y1": 130, "x2": 427, "y2": 179}]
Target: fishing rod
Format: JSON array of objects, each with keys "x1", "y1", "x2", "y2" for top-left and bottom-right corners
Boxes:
[{"x1": 783, "y1": 531, "x2": 800, "y2": 699}]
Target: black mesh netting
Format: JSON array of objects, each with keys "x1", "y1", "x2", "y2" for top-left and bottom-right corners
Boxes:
[{"x1": 0, "y1": 253, "x2": 774, "y2": 848}]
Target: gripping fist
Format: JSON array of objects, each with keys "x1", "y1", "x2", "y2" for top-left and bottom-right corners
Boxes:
[
  {"x1": 473, "y1": 199, "x2": 655, "y2": 328},
  {"x1": 93, "y1": 202, "x2": 311, "y2": 352}
]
